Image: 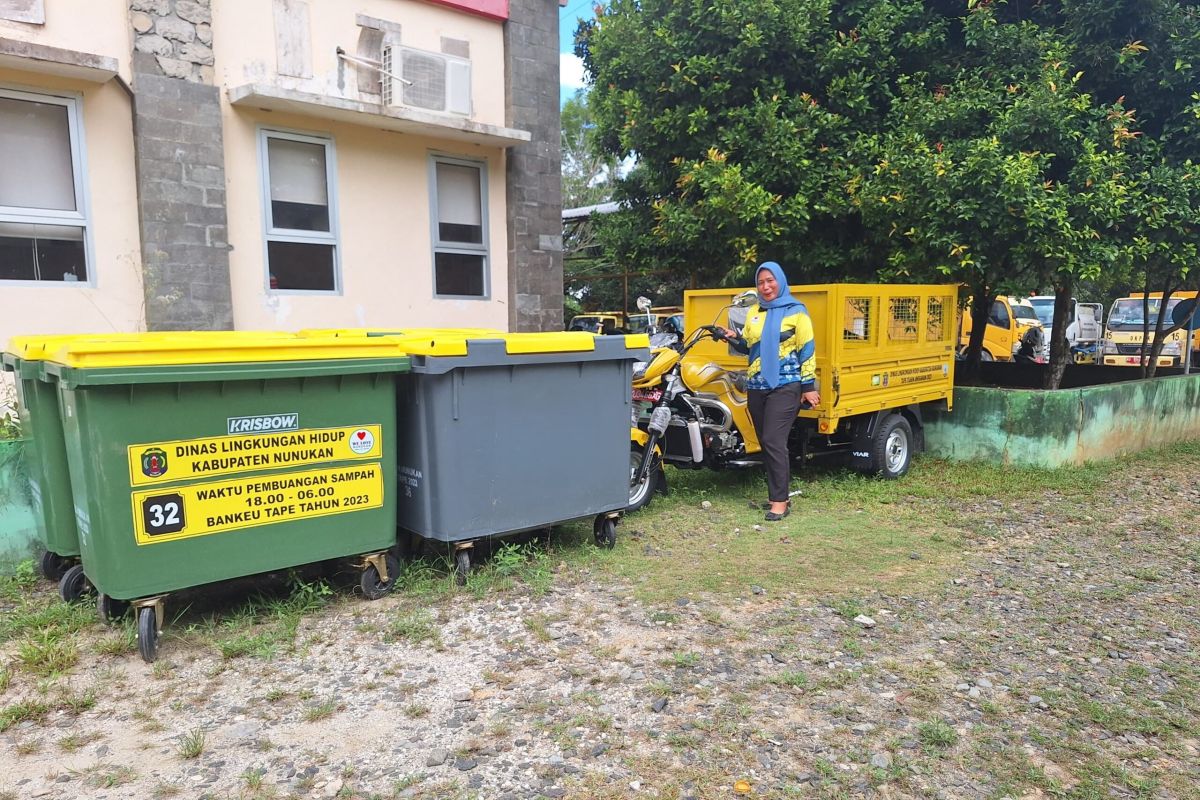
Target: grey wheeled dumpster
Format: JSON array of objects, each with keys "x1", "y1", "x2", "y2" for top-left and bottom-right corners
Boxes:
[{"x1": 388, "y1": 331, "x2": 649, "y2": 580}]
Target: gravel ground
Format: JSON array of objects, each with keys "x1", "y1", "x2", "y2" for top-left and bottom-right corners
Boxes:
[{"x1": 1, "y1": 455, "x2": 1198, "y2": 800}]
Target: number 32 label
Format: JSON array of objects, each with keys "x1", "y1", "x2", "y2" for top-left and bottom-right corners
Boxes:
[{"x1": 141, "y1": 493, "x2": 186, "y2": 537}]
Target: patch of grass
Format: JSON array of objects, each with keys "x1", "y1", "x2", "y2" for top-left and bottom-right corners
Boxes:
[
  {"x1": 177, "y1": 727, "x2": 206, "y2": 759},
  {"x1": 917, "y1": 719, "x2": 958, "y2": 751},
  {"x1": 386, "y1": 609, "x2": 442, "y2": 647},
  {"x1": 524, "y1": 615, "x2": 553, "y2": 643},
  {"x1": 0, "y1": 699, "x2": 51, "y2": 732},
  {"x1": 94, "y1": 625, "x2": 137, "y2": 657},
  {"x1": 0, "y1": 666, "x2": 10, "y2": 694},
  {"x1": 16, "y1": 630, "x2": 79, "y2": 676},
  {"x1": 81, "y1": 764, "x2": 138, "y2": 789},
  {"x1": 403, "y1": 703, "x2": 431, "y2": 719},
  {"x1": 668, "y1": 651, "x2": 700, "y2": 669},
  {"x1": 58, "y1": 731, "x2": 101, "y2": 753},
  {"x1": 769, "y1": 670, "x2": 809, "y2": 688},
  {"x1": 150, "y1": 783, "x2": 183, "y2": 799},
  {"x1": 303, "y1": 698, "x2": 338, "y2": 722}
]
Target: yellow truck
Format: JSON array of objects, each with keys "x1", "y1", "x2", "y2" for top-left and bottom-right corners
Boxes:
[
  {"x1": 632, "y1": 284, "x2": 955, "y2": 486},
  {"x1": 958, "y1": 296, "x2": 1043, "y2": 361},
  {"x1": 1102, "y1": 291, "x2": 1200, "y2": 368}
]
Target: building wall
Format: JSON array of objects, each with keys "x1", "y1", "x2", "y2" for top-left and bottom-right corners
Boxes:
[
  {"x1": 0, "y1": 70, "x2": 146, "y2": 338},
  {"x1": 1, "y1": 0, "x2": 559, "y2": 342},
  {"x1": 222, "y1": 108, "x2": 511, "y2": 330},
  {"x1": 504, "y1": 0, "x2": 562, "y2": 332},
  {"x1": 213, "y1": 0, "x2": 512, "y2": 330}
]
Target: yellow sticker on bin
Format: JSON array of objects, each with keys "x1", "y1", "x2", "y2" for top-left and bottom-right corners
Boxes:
[
  {"x1": 130, "y1": 462, "x2": 384, "y2": 545},
  {"x1": 127, "y1": 425, "x2": 382, "y2": 486}
]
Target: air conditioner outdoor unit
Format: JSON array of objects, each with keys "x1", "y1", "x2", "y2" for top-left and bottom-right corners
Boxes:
[{"x1": 381, "y1": 45, "x2": 471, "y2": 116}]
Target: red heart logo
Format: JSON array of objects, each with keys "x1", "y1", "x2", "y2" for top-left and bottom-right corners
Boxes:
[{"x1": 357, "y1": 431, "x2": 366, "y2": 440}]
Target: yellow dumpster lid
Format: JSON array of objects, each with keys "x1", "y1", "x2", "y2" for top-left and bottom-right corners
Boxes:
[
  {"x1": 43, "y1": 333, "x2": 406, "y2": 368},
  {"x1": 297, "y1": 327, "x2": 504, "y2": 339},
  {"x1": 387, "y1": 331, "x2": 649, "y2": 357},
  {"x1": 7, "y1": 331, "x2": 296, "y2": 361}
]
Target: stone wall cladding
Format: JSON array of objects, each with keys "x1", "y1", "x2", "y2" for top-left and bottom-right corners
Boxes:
[
  {"x1": 504, "y1": 0, "x2": 563, "y2": 332},
  {"x1": 130, "y1": 0, "x2": 233, "y2": 330},
  {"x1": 130, "y1": 0, "x2": 214, "y2": 84}
]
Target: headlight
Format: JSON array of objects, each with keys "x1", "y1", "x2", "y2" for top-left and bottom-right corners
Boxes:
[
  {"x1": 632, "y1": 361, "x2": 648, "y2": 380},
  {"x1": 1161, "y1": 341, "x2": 1181, "y2": 355},
  {"x1": 1103, "y1": 341, "x2": 1118, "y2": 354}
]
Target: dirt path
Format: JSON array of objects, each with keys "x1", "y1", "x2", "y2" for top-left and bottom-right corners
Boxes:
[{"x1": 1, "y1": 454, "x2": 1197, "y2": 799}]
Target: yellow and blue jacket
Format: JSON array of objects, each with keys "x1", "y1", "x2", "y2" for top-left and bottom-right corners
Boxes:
[{"x1": 731, "y1": 305, "x2": 817, "y2": 391}]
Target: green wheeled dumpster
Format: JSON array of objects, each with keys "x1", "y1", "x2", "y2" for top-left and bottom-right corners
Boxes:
[
  {"x1": 4, "y1": 332, "x2": 298, "y2": 593},
  {"x1": 3, "y1": 336, "x2": 88, "y2": 582},
  {"x1": 387, "y1": 331, "x2": 649, "y2": 583},
  {"x1": 42, "y1": 335, "x2": 410, "y2": 661}
]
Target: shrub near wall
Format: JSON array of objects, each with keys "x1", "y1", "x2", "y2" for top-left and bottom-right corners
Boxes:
[
  {"x1": 924, "y1": 374, "x2": 1200, "y2": 467},
  {"x1": 0, "y1": 440, "x2": 38, "y2": 568}
]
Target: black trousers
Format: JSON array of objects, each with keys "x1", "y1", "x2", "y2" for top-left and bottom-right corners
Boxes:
[{"x1": 747, "y1": 382, "x2": 804, "y2": 502}]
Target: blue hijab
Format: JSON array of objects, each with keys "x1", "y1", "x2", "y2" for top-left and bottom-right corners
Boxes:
[{"x1": 754, "y1": 261, "x2": 806, "y2": 389}]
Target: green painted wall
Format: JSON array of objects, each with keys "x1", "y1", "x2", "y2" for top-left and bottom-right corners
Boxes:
[
  {"x1": 925, "y1": 374, "x2": 1200, "y2": 466},
  {"x1": 0, "y1": 439, "x2": 38, "y2": 567}
]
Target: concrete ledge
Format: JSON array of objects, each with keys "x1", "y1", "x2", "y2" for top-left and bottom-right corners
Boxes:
[
  {"x1": 925, "y1": 374, "x2": 1200, "y2": 467},
  {"x1": 0, "y1": 36, "x2": 119, "y2": 82},
  {"x1": 228, "y1": 83, "x2": 531, "y2": 147}
]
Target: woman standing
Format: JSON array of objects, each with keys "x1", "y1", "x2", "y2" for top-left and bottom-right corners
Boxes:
[{"x1": 720, "y1": 262, "x2": 820, "y2": 520}]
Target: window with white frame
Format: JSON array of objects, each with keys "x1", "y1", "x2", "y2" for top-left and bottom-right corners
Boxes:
[
  {"x1": 431, "y1": 156, "x2": 487, "y2": 298},
  {"x1": 260, "y1": 130, "x2": 339, "y2": 292},
  {"x1": 0, "y1": 88, "x2": 90, "y2": 284}
]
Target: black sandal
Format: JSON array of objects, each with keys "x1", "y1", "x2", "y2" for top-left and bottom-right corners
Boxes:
[{"x1": 764, "y1": 506, "x2": 790, "y2": 521}]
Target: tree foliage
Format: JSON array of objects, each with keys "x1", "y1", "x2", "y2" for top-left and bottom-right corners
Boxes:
[{"x1": 578, "y1": 0, "x2": 1200, "y2": 383}]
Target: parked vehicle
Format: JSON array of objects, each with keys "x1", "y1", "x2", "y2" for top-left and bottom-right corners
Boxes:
[
  {"x1": 1102, "y1": 292, "x2": 1200, "y2": 368},
  {"x1": 627, "y1": 306, "x2": 684, "y2": 334},
  {"x1": 1027, "y1": 296, "x2": 1104, "y2": 360},
  {"x1": 958, "y1": 296, "x2": 1043, "y2": 361},
  {"x1": 568, "y1": 312, "x2": 627, "y2": 335},
  {"x1": 628, "y1": 284, "x2": 958, "y2": 509}
]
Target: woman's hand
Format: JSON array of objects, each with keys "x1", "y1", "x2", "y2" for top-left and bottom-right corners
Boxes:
[
  {"x1": 716, "y1": 327, "x2": 735, "y2": 340},
  {"x1": 801, "y1": 390, "x2": 821, "y2": 408}
]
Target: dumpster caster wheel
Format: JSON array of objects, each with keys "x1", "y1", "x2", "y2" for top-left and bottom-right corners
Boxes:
[
  {"x1": 58, "y1": 564, "x2": 94, "y2": 603},
  {"x1": 593, "y1": 516, "x2": 618, "y2": 550},
  {"x1": 97, "y1": 593, "x2": 130, "y2": 624},
  {"x1": 137, "y1": 606, "x2": 159, "y2": 663},
  {"x1": 454, "y1": 549, "x2": 471, "y2": 586},
  {"x1": 40, "y1": 550, "x2": 71, "y2": 582},
  {"x1": 361, "y1": 553, "x2": 400, "y2": 600}
]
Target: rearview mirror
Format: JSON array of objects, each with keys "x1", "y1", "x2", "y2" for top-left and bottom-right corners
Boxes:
[
  {"x1": 733, "y1": 290, "x2": 758, "y2": 309},
  {"x1": 636, "y1": 296, "x2": 652, "y2": 312}
]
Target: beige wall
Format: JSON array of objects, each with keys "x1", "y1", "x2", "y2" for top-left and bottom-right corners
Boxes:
[
  {"x1": 0, "y1": 69, "x2": 145, "y2": 343},
  {"x1": 221, "y1": 106, "x2": 510, "y2": 330},
  {"x1": 212, "y1": 0, "x2": 506, "y2": 126},
  {"x1": 214, "y1": 0, "x2": 513, "y2": 331},
  {"x1": 0, "y1": 0, "x2": 133, "y2": 81}
]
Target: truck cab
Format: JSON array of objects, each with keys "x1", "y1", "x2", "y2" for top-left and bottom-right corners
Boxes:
[
  {"x1": 1027, "y1": 296, "x2": 1104, "y2": 361},
  {"x1": 1102, "y1": 292, "x2": 1199, "y2": 368},
  {"x1": 958, "y1": 296, "x2": 1043, "y2": 361}
]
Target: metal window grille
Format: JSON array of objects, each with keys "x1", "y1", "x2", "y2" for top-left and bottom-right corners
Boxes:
[
  {"x1": 844, "y1": 297, "x2": 873, "y2": 342},
  {"x1": 927, "y1": 296, "x2": 948, "y2": 341},
  {"x1": 888, "y1": 296, "x2": 920, "y2": 341}
]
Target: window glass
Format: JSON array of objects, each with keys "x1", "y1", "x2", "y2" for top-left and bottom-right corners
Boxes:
[
  {"x1": 262, "y1": 131, "x2": 337, "y2": 292},
  {"x1": 0, "y1": 91, "x2": 88, "y2": 285},
  {"x1": 0, "y1": 96, "x2": 76, "y2": 212},
  {"x1": 436, "y1": 162, "x2": 482, "y2": 243},
  {"x1": 267, "y1": 138, "x2": 330, "y2": 232},
  {"x1": 434, "y1": 252, "x2": 485, "y2": 296},
  {"x1": 432, "y1": 157, "x2": 487, "y2": 297},
  {"x1": 267, "y1": 241, "x2": 336, "y2": 291}
]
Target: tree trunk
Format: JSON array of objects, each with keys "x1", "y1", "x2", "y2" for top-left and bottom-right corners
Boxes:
[
  {"x1": 1043, "y1": 280, "x2": 1072, "y2": 390},
  {"x1": 959, "y1": 286, "x2": 995, "y2": 384}
]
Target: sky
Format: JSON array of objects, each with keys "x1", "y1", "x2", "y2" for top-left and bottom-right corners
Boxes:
[{"x1": 559, "y1": 1, "x2": 598, "y2": 105}]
